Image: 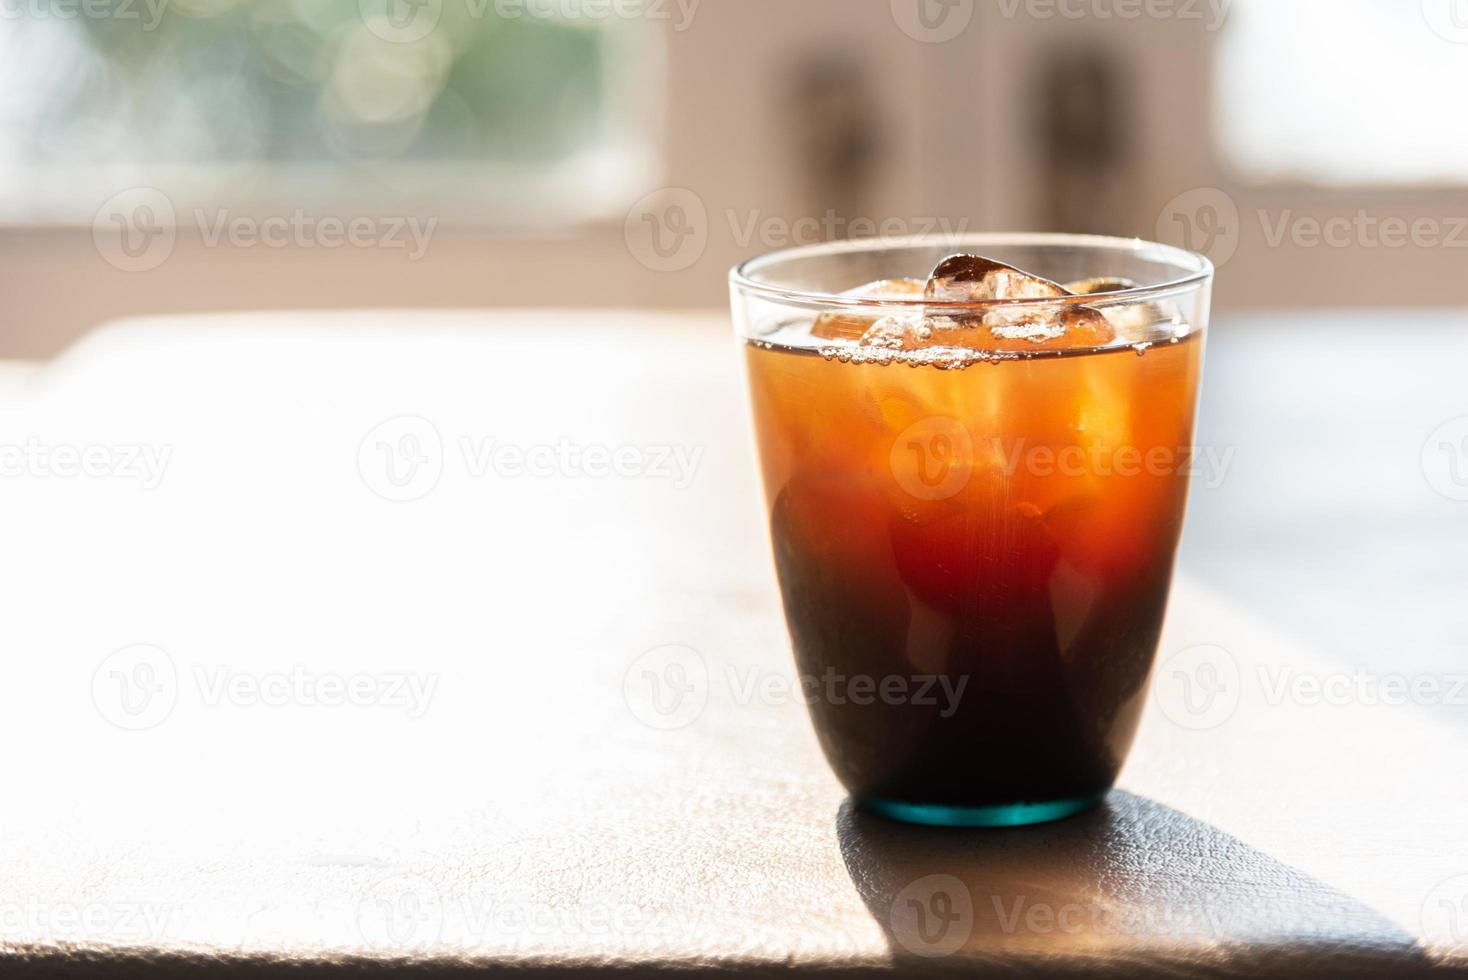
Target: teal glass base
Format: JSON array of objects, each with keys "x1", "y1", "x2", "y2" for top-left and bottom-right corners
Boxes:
[{"x1": 860, "y1": 793, "x2": 1104, "y2": 828}]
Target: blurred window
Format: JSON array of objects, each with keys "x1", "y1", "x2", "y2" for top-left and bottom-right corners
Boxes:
[
  {"x1": 1216, "y1": 0, "x2": 1468, "y2": 185},
  {"x1": 0, "y1": 1, "x2": 657, "y2": 224}
]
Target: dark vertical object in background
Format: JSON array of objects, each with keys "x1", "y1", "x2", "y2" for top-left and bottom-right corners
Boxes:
[
  {"x1": 785, "y1": 55, "x2": 884, "y2": 236},
  {"x1": 1035, "y1": 48, "x2": 1138, "y2": 236}
]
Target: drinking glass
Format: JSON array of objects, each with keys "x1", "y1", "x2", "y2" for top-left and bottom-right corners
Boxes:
[{"x1": 731, "y1": 234, "x2": 1212, "y2": 827}]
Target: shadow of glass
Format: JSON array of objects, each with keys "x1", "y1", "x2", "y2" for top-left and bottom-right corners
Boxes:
[{"x1": 838, "y1": 789, "x2": 1430, "y2": 978}]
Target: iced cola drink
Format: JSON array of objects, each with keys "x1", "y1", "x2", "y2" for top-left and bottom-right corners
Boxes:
[{"x1": 731, "y1": 236, "x2": 1212, "y2": 827}]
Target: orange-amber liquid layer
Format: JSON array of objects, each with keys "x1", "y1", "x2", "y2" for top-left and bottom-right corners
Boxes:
[{"x1": 745, "y1": 333, "x2": 1204, "y2": 806}]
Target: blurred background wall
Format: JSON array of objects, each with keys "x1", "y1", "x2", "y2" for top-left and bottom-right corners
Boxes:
[{"x1": 2, "y1": 0, "x2": 1465, "y2": 357}]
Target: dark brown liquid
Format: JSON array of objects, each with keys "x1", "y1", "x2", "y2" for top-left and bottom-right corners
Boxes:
[{"x1": 745, "y1": 332, "x2": 1203, "y2": 808}]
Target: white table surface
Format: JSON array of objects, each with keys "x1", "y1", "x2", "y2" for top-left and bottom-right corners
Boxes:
[{"x1": 0, "y1": 309, "x2": 1465, "y2": 977}]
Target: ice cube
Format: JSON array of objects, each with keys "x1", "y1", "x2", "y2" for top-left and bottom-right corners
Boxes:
[
  {"x1": 859, "y1": 314, "x2": 929, "y2": 349},
  {"x1": 810, "y1": 278, "x2": 926, "y2": 341},
  {"x1": 923, "y1": 254, "x2": 1115, "y2": 350},
  {"x1": 1063, "y1": 276, "x2": 1139, "y2": 295},
  {"x1": 1065, "y1": 275, "x2": 1179, "y2": 341},
  {"x1": 926, "y1": 254, "x2": 1071, "y2": 304}
]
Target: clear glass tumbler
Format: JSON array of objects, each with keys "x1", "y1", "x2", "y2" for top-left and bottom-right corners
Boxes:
[{"x1": 731, "y1": 234, "x2": 1212, "y2": 827}]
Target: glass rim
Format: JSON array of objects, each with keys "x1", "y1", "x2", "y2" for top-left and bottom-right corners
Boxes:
[{"x1": 728, "y1": 232, "x2": 1214, "y2": 313}]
